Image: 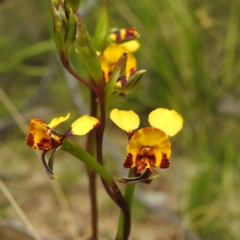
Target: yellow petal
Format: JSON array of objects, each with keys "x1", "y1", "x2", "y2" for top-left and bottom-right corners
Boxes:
[
  {"x1": 127, "y1": 127, "x2": 171, "y2": 170},
  {"x1": 126, "y1": 52, "x2": 137, "y2": 76},
  {"x1": 48, "y1": 113, "x2": 70, "y2": 129},
  {"x1": 71, "y1": 115, "x2": 99, "y2": 135},
  {"x1": 110, "y1": 108, "x2": 140, "y2": 133},
  {"x1": 121, "y1": 40, "x2": 140, "y2": 52},
  {"x1": 26, "y1": 118, "x2": 64, "y2": 150},
  {"x1": 100, "y1": 44, "x2": 137, "y2": 83},
  {"x1": 26, "y1": 118, "x2": 51, "y2": 150},
  {"x1": 99, "y1": 55, "x2": 112, "y2": 83},
  {"x1": 128, "y1": 127, "x2": 171, "y2": 157},
  {"x1": 103, "y1": 44, "x2": 128, "y2": 64},
  {"x1": 148, "y1": 108, "x2": 183, "y2": 136}
]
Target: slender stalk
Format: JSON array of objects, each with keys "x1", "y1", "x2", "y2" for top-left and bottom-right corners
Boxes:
[
  {"x1": 88, "y1": 169, "x2": 97, "y2": 240},
  {"x1": 61, "y1": 55, "x2": 132, "y2": 238},
  {"x1": 61, "y1": 58, "x2": 98, "y2": 94},
  {"x1": 116, "y1": 170, "x2": 136, "y2": 240},
  {"x1": 0, "y1": 180, "x2": 43, "y2": 240},
  {"x1": 95, "y1": 96, "x2": 131, "y2": 240},
  {"x1": 62, "y1": 58, "x2": 99, "y2": 239},
  {"x1": 85, "y1": 88, "x2": 98, "y2": 240},
  {"x1": 62, "y1": 140, "x2": 131, "y2": 239}
]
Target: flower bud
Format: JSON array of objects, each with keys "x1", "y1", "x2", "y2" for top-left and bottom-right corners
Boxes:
[
  {"x1": 115, "y1": 69, "x2": 147, "y2": 93},
  {"x1": 51, "y1": 1, "x2": 76, "y2": 62}
]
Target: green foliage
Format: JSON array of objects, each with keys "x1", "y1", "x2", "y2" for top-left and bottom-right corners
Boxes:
[
  {"x1": 109, "y1": 0, "x2": 240, "y2": 238},
  {"x1": 75, "y1": 14, "x2": 104, "y2": 87},
  {"x1": 93, "y1": 3, "x2": 109, "y2": 52}
]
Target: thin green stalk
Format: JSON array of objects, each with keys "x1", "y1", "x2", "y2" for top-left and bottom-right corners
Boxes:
[
  {"x1": 0, "y1": 180, "x2": 43, "y2": 240},
  {"x1": 116, "y1": 170, "x2": 135, "y2": 240}
]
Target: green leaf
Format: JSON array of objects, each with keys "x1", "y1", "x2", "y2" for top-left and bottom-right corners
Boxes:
[
  {"x1": 75, "y1": 13, "x2": 104, "y2": 87},
  {"x1": 104, "y1": 53, "x2": 128, "y2": 108},
  {"x1": 115, "y1": 69, "x2": 147, "y2": 93},
  {"x1": 93, "y1": 2, "x2": 109, "y2": 52},
  {"x1": 65, "y1": 7, "x2": 77, "y2": 56},
  {"x1": 51, "y1": 2, "x2": 76, "y2": 61},
  {"x1": 66, "y1": 0, "x2": 81, "y2": 12},
  {"x1": 51, "y1": 4, "x2": 66, "y2": 55}
]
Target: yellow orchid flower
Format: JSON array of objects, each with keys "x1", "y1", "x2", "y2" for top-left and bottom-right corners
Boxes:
[
  {"x1": 110, "y1": 108, "x2": 183, "y2": 183},
  {"x1": 25, "y1": 113, "x2": 99, "y2": 179},
  {"x1": 98, "y1": 28, "x2": 140, "y2": 83},
  {"x1": 26, "y1": 113, "x2": 70, "y2": 150}
]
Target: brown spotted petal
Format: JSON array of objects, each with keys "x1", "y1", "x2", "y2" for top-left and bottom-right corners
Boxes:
[
  {"x1": 160, "y1": 153, "x2": 170, "y2": 168},
  {"x1": 109, "y1": 27, "x2": 139, "y2": 43},
  {"x1": 126, "y1": 127, "x2": 171, "y2": 173},
  {"x1": 25, "y1": 118, "x2": 63, "y2": 150},
  {"x1": 123, "y1": 153, "x2": 135, "y2": 168}
]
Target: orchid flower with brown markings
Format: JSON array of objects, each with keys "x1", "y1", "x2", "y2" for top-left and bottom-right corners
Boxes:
[
  {"x1": 26, "y1": 113, "x2": 99, "y2": 179},
  {"x1": 98, "y1": 27, "x2": 140, "y2": 83},
  {"x1": 110, "y1": 108, "x2": 183, "y2": 184}
]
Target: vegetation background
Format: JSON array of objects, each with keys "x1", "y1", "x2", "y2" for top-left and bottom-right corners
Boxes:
[{"x1": 0, "y1": 0, "x2": 240, "y2": 239}]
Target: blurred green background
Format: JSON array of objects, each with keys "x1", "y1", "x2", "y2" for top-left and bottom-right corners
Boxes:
[{"x1": 1, "y1": 0, "x2": 240, "y2": 240}]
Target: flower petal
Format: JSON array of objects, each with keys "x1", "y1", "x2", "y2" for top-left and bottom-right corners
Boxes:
[
  {"x1": 48, "y1": 113, "x2": 70, "y2": 129},
  {"x1": 127, "y1": 127, "x2": 171, "y2": 169},
  {"x1": 41, "y1": 151, "x2": 58, "y2": 179},
  {"x1": 26, "y1": 118, "x2": 51, "y2": 150},
  {"x1": 148, "y1": 108, "x2": 183, "y2": 136},
  {"x1": 109, "y1": 27, "x2": 139, "y2": 43},
  {"x1": 71, "y1": 115, "x2": 100, "y2": 135},
  {"x1": 121, "y1": 40, "x2": 140, "y2": 52},
  {"x1": 99, "y1": 43, "x2": 137, "y2": 83},
  {"x1": 26, "y1": 118, "x2": 63, "y2": 150},
  {"x1": 103, "y1": 45, "x2": 137, "y2": 72},
  {"x1": 116, "y1": 168, "x2": 152, "y2": 185},
  {"x1": 99, "y1": 55, "x2": 112, "y2": 83},
  {"x1": 110, "y1": 108, "x2": 140, "y2": 133},
  {"x1": 125, "y1": 51, "x2": 137, "y2": 76},
  {"x1": 103, "y1": 44, "x2": 127, "y2": 64}
]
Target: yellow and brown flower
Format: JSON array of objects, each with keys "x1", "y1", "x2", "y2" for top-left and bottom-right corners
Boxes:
[
  {"x1": 98, "y1": 28, "x2": 140, "y2": 83},
  {"x1": 26, "y1": 113, "x2": 70, "y2": 150},
  {"x1": 26, "y1": 113, "x2": 99, "y2": 179},
  {"x1": 110, "y1": 108, "x2": 183, "y2": 184}
]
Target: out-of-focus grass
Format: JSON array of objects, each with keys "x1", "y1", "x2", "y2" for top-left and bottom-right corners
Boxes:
[
  {"x1": 1, "y1": 0, "x2": 240, "y2": 239},
  {"x1": 109, "y1": 0, "x2": 240, "y2": 239}
]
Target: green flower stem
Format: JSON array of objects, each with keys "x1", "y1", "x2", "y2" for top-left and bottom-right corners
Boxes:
[{"x1": 116, "y1": 170, "x2": 135, "y2": 240}]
